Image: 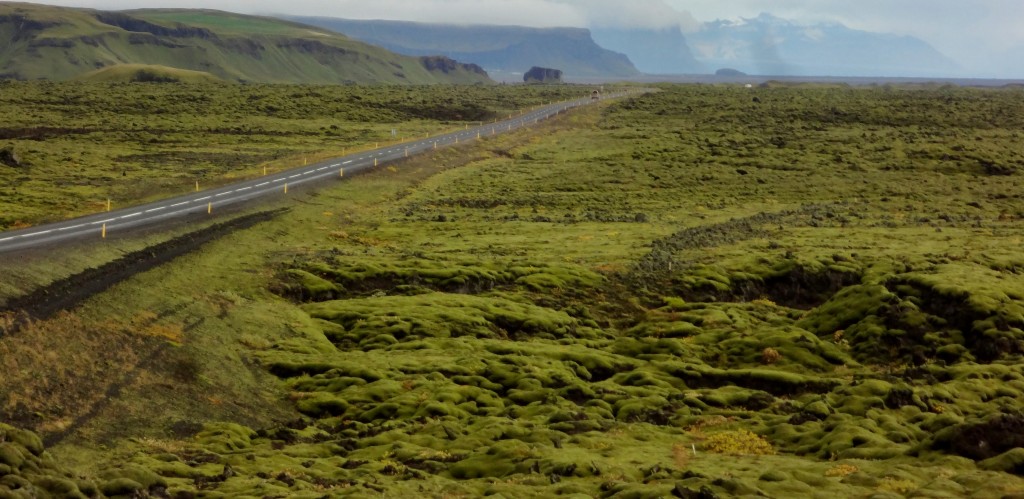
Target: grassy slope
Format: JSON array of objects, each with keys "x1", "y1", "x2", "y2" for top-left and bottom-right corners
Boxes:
[
  {"x1": 0, "y1": 2, "x2": 491, "y2": 84},
  {"x1": 1, "y1": 85, "x2": 1024, "y2": 497}
]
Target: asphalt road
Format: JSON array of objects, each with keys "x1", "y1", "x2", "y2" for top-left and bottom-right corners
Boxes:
[{"x1": 0, "y1": 92, "x2": 637, "y2": 254}]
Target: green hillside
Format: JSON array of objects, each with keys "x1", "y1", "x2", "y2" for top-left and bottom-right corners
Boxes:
[{"x1": 0, "y1": 3, "x2": 492, "y2": 84}]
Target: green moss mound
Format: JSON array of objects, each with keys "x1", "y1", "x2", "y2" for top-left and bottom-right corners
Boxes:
[
  {"x1": 302, "y1": 293, "x2": 594, "y2": 346},
  {"x1": 0, "y1": 424, "x2": 98, "y2": 498}
]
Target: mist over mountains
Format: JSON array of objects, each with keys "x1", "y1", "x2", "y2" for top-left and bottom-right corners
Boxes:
[
  {"x1": 294, "y1": 12, "x2": 967, "y2": 79},
  {"x1": 685, "y1": 14, "x2": 960, "y2": 78}
]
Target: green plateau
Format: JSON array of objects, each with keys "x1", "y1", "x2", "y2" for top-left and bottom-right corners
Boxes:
[{"x1": 1, "y1": 82, "x2": 1024, "y2": 498}]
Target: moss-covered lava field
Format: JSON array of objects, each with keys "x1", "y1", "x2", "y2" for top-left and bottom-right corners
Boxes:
[{"x1": 2, "y1": 82, "x2": 1024, "y2": 498}]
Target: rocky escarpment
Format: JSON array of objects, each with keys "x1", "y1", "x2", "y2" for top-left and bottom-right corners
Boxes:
[
  {"x1": 420, "y1": 56, "x2": 488, "y2": 77},
  {"x1": 524, "y1": 66, "x2": 562, "y2": 83}
]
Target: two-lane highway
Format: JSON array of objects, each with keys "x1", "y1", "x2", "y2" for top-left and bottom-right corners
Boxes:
[{"x1": 0, "y1": 90, "x2": 641, "y2": 253}]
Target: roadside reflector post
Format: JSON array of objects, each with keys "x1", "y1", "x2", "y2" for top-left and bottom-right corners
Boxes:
[
  {"x1": 375, "y1": 142, "x2": 379, "y2": 148},
  {"x1": 106, "y1": 198, "x2": 111, "y2": 212},
  {"x1": 284, "y1": 183, "x2": 288, "y2": 193},
  {"x1": 195, "y1": 180, "x2": 199, "y2": 192},
  {"x1": 477, "y1": 131, "x2": 480, "y2": 139},
  {"x1": 465, "y1": 124, "x2": 468, "y2": 130},
  {"x1": 455, "y1": 137, "x2": 459, "y2": 144},
  {"x1": 374, "y1": 158, "x2": 378, "y2": 167},
  {"x1": 263, "y1": 166, "x2": 267, "y2": 175},
  {"x1": 405, "y1": 148, "x2": 409, "y2": 157},
  {"x1": 101, "y1": 223, "x2": 106, "y2": 239},
  {"x1": 433, "y1": 142, "x2": 437, "y2": 149},
  {"x1": 340, "y1": 168, "x2": 344, "y2": 177},
  {"x1": 208, "y1": 202, "x2": 212, "y2": 214}
]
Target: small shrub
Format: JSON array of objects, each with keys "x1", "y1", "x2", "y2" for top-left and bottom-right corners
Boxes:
[
  {"x1": 702, "y1": 429, "x2": 774, "y2": 455},
  {"x1": 761, "y1": 347, "x2": 782, "y2": 365},
  {"x1": 825, "y1": 464, "x2": 859, "y2": 477}
]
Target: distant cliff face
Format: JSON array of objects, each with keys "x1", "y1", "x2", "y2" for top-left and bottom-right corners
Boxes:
[
  {"x1": 523, "y1": 67, "x2": 563, "y2": 83},
  {"x1": 286, "y1": 17, "x2": 640, "y2": 80},
  {"x1": 0, "y1": 4, "x2": 494, "y2": 84}
]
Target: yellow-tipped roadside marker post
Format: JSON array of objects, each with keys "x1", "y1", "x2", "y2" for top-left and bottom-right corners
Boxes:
[
  {"x1": 106, "y1": 198, "x2": 111, "y2": 212},
  {"x1": 208, "y1": 202, "x2": 212, "y2": 214},
  {"x1": 101, "y1": 223, "x2": 106, "y2": 239},
  {"x1": 284, "y1": 183, "x2": 288, "y2": 194}
]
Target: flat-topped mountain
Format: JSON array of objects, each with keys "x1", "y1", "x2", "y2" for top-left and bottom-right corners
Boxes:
[{"x1": 285, "y1": 17, "x2": 640, "y2": 81}]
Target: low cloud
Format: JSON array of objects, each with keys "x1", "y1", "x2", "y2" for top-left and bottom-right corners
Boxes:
[{"x1": 556, "y1": 0, "x2": 700, "y2": 31}]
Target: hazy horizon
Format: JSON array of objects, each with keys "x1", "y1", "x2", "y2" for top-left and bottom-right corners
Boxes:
[{"x1": 13, "y1": 0, "x2": 1024, "y2": 79}]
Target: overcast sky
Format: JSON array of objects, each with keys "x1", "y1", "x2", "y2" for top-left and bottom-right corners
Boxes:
[{"x1": 22, "y1": 0, "x2": 1024, "y2": 76}]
